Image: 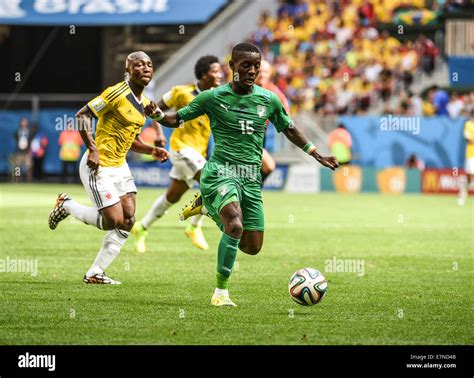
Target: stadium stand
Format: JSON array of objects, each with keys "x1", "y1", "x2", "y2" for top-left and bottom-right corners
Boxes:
[{"x1": 238, "y1": 0, "x2": 473, "y2": 118}]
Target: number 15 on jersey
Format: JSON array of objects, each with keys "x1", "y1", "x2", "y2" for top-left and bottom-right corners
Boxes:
[{"x1": 239, "y1": 120, "x2": 254, "y2": 135}]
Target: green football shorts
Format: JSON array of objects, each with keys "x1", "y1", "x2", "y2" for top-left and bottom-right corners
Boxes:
[{"x1": 200, "y1": 160, "x2": 264, "y2": 232}]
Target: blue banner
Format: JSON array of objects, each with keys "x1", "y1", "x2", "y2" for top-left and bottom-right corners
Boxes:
[
  {"x1": 2, "y1": 110, "x2": 467, "y2": 177},
  {"x1": 339, "y1": 116, "x2": 467, "y2": 169},
  {"x1": 128, "y1": 163, "x2": 171, "y2": 187},
  {"x1": 263, "y1": 164, "x2": 288, "y2": 190},
  {"x1": 447, "y1": 57, "x2": 474, "y2": 86},
  {"x1": 0, "y1": 0, "x2": 228, "y2": 25}
]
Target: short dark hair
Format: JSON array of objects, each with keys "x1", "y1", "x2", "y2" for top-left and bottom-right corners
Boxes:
[
  {"x1": 194, "y1": 55, "x2": 219, "y2": 80},
  {"x1": 231, "y1": 42, "x2": 261, "y2": 61}
]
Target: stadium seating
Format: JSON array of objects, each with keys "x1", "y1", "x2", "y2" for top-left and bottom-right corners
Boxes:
[{"x1": 237, "y1": 0, "x2": 472, "y2": 118}]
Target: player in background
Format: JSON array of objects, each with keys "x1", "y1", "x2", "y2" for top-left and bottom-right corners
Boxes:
[
  {"x1": 256, "y1": 59, "x2": 291, "y2": 185},
  {"x1": 146, "y1": 43, "x2": 338, "y2": 306},
  {"x1": 132, "y1": 56, "x2": 223, "y2": 253},
  {"x1": 48, "y1": 51, "x2": 169, "y2": 284},
  {"x1": 458, "y1": 112, "x2": 474, "y2": 206},
  {"x1": 327, "y1": 123, "x2": 352, "y2": 165}
]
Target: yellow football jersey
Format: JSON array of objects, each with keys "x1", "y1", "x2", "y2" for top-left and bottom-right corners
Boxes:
[
  {"x1": 87, "y1": 81, "x2": 151, "y2": 167},
  {"x1": 162, "y1": 84, "x2": 211, "y2": 157},
  {"x1": 464, "y1": 120, "x2": 474, "y2": 159}
]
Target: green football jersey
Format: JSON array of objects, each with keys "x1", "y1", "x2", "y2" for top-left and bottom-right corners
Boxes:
[{"x1": 177, "y1": 83, "x2": 292, "y2": 167}]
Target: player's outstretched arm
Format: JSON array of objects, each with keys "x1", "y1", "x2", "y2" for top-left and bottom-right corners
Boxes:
[
  {"x1": 150, "y1": 120, "x2": 167, "y2": 147},
  {"x1": 144, "y1": 101, "x2": 182, "y2": 128},
  {"x1": 283, "y1": 125, "x2": 339, "y2": 171},
  {"x1": 149, "y1": 100, "x2": 170, "y2": 147},
  {"x1": 75, "y1": 105, "x2": 100, "y2": 173},
  {"x1": 131, "y1": 135, "x2": 169, "y2": 162}
]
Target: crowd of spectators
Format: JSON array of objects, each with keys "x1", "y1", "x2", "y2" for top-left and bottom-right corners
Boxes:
[
  {"x1": 232, "y1": 0, "x2": 473, "y2": 117},
  {"x1": 384, "y1": 86, "x2": 474, "y2": 117}
]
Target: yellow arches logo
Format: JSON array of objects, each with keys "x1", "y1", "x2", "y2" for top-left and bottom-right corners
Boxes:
[{"x1": 422, "y1": 171, "x2": 439, "y2": 192}]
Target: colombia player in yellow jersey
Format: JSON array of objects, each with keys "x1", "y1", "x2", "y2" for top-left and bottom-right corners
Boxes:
[
  {"x1": 458, "y1": 112, "x2": 474, "y2": 205},
  {"x1": 132, "y1": 56, "x2": 223, "y2": 253},
  {"x1": 48, "y1": 52, "x2": 169, "y2": 284}
]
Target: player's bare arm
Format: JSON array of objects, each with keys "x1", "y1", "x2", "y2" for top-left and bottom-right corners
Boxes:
[
  {"x1": 131, "y1": 135, "x2": 169, "y2": 162},
  {"x1": 283, "y1": 126, "x2": 339, "y2": 171},
  {"x1": 145, "y1": 101, "x2": 182, "y2": 128},
  {"x1": 75, "y1": 105, "x2": 100, "y2": 173},
  {"x1": 150, "y1": 120, "x2": 167, "y2": 147},
  {"x1": 149, "y1": 100, "x2": 169, "y2": 147}
]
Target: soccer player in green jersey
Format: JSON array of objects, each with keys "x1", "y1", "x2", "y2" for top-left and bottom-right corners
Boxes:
[{"x1": 146, "y1": 43, "x2": 339, "y2": 306}]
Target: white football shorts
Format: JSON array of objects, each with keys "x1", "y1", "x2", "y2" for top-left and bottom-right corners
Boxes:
[
  {"x1": 79, "y1": 152, "x2": 137, "y2": 210},
  {"x1": 169, "y1": 147, "x2": 206, "y2": 188}
]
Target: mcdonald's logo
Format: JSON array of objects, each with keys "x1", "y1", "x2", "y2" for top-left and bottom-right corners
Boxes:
[{"x1": 422, "y1": 171, "x2": 439, "y2": 192}]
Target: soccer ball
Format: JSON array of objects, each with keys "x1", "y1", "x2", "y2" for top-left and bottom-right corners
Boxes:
[{"x1": 288, "y1": 268, "x2": 327, "y2": 306}]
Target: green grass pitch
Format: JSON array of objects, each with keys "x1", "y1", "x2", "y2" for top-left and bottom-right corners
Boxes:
[{"x1": 0, "y1": 183, "x2": 472, "y2": 345}]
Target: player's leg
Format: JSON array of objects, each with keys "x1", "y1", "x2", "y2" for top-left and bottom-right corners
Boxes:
[
  {"x1": 184, "y1": 169, "x2": 209, "y2": 250},
  {"x1": 470, "y1": 174, "x2": 473, "y2": 198},
  {"x1": 212, "y1": 200, "x2": 243, "y2": 307},
  {"x1": 179, "y1": 191, "x2": 208, "y2": 220},
  {"x1": 239, "y1": 179, "x2": 265, "y2": 254},
  {"x1": 198, "y1": 160, "x2": 242, "y2": 306},
  {"x1": 172, "y1": 148, "x2": 209, "y2": 249},
  {"x1": 83, "y1": 162, "x2": 137, "y2": 284},
  {"x1": 459, "y1": 173, "x2": 472, "y2": 205},
  {"x1": 178, "y1": 168, "x2": 210, "y2": 221},
  {"x1": 133, "y1": 178, "x2": 189, "y2": 253},
  {"x1": 140, "y1": 179, "x2": 189, "y2": 229},
  {"x1": 189, "y1": 170, "x2": 204, "y2": 219},
  {"x1": 458, "y1": 158, "x2": 474, "y2": 205},
  {"x1": 239, "y1": 230, "x2": 264, "y2": 255},
  {"x1": 458, "y1": 175, "x2": 468, "y2": 206},
  {"x1": 133, "y1": 147, "x2": 208, "y2": 252},
  {"x1": 261, "y1": 148, "x2": 276, "y2": 186},
  {"x1": 49, "y1": 152, "x2": 115, "y2": 230},
  {"x1": 84, "y1": 193, "x2": 135, "y2": 284}
]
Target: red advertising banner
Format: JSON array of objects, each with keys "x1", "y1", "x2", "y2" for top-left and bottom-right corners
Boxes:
[{"x1": 422, "y1": 169, "x2": 474, "y2": 194}]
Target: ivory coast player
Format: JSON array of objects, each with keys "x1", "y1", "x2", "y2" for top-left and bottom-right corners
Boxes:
[
  {"x1": 132, "y1": 55, "x2": 223, "y2": 253},
  {"x1": 146, "y1": 43, "x2": 339, "y2": 306},
  {"x1": 48, "y1": 51, "x2": 169, "y2": 284}
]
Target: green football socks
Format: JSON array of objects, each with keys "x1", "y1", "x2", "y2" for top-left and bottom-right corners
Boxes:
[
  {"x1": 216, "y1": 233, "x2": 240, "y2": 289},
  {"x1": 216, "y1": 272, "x2": 229, "y2": 290}
]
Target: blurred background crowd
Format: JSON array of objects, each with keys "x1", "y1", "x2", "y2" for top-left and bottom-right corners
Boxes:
[{"x1": 217, "y1": 0, "x2": 474, "y2": 117}]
